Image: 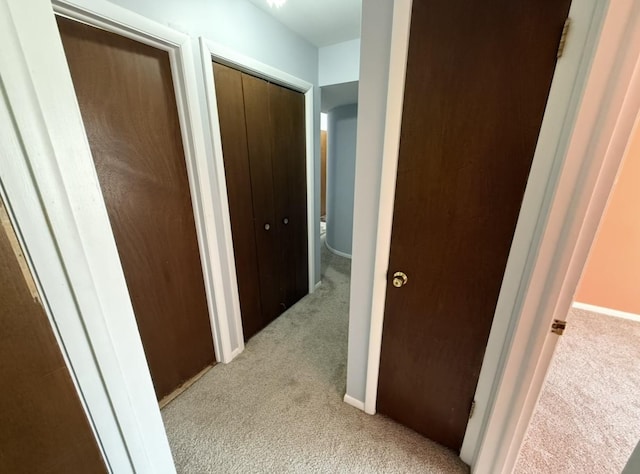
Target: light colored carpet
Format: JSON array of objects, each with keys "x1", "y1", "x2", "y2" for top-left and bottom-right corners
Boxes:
[
  {"x1": 161, "y1": 242, "x2": 468, "y2": 473},
  {"x1": 514, "y1": 308, "x2": 640, "y2": 473}
]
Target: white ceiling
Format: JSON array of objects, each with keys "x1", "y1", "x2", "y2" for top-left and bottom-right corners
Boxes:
[{"x1": 246, "y1": 0, "x2": 362, "y2": 48}]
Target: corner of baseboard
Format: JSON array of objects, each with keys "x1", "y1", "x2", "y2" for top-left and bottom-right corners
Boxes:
[
  {"x1": 225, "y1": 345, "x2": 244, "y2": 363},
  {"x1": 343, "y1": 393, "x2": 366, "y2": 411},
  {"x1": 572, "y1": 301, "x2": 640, "y2": 323},
  {"x1": 315, "y1": 280, "x2": 322, "y2": 290},
  {"x1": 324, "y1": 238, "x2": 352, "y2": 259}
]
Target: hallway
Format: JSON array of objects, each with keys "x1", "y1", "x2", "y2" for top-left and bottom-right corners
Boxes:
[{"x1": 161, "y1": 244, "x2": 467, "y2": 473}]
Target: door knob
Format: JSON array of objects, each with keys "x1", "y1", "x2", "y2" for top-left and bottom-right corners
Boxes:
[
  {"x1": 392, "y1": 271, "x2": 408, "y2": 288},
  {"x1": 264, "y1": 223, "x2": 271, "y2": 231},
  {"x1": 283, "y1": 217, "x2": 289, "y2": 225}
]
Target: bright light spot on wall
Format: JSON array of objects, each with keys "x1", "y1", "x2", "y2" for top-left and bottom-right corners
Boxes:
[
  {"x1": 267, "y1": 0, "x2": 286, "y2": 8},
  {"x1": 321, "y1": 113, "x2": 328, "y2": 131}
]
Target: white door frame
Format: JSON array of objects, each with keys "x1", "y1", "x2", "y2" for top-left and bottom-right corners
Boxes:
[
  {"x1": 362, "y1": 0, "x2": 618, "y2": 467},
  {"x1": 199, "y1": 37, "x2": 317, "y2": 355},
  {"x1": 0, "y1": 0, "x2": 230, "y2": 470}
]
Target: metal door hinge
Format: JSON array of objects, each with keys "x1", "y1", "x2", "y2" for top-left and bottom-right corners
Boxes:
[
  {"x1": 468, "y1": 400, "x2": 476, "y2": 420},
  {"x1": 557, "y1": 18, "x2": 571, "y2": 58},
  {"x1": 551, "y1": 319, "x2": 567, "y2": 336}
]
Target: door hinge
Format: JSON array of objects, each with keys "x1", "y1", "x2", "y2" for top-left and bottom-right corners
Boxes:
[
  {"x1": 557, "y1": 18, "x2": 571, "y2": 58},
  {"x1": 468, "y1": 400, "x2": 476, "y2": 420},
  {"x1": 551, "y1": 319, "x2": 567, "y2": 336}
]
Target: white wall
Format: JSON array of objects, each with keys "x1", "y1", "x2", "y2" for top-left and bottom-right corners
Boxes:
[
  {"x1": 109, "y1": 0, "x2": 318, "y2": 82},
  {"x1": 319, "y1": 38, "x2": 360, "y2": 86},
  {"x1": 345, "y1": 0, "x2": 394, "y2": 403},
  {"x1": 326, "y1": 104, "x2": 358, "y2": 256},
  {"x1": 107, "y1": 0, "x2": 323, "y2": 286}
]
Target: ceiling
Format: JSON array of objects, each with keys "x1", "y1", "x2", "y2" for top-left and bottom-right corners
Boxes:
[{"x1": 246, "y1": 0, "x2": 362, "y2": 48}]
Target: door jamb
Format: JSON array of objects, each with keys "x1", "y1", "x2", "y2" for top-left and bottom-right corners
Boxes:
[
  {"x1": 473, "y1": 2, "x2": 640, "y2": 471},
  {"x1": 362, "y1": 0, "x2": 610, "y2": 464},
  {"x1": 199, "y1": 37, "x2": 317, "y2": 360}
]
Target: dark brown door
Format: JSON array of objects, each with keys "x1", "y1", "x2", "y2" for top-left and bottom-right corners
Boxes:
[
  {"x1": 213, "y1": 62, "x2": 264, "y2": 340},
  {"x1": 269, "y1": 84, "x2": 308, "y2": 308},
  {"x1": 377, "y1": 0, "x2": 572, "y2": 451},
  {"x1": 57, "y1": 17, "x2": 215, "y2": 401},
  {"x1": 0, "y1": 201, "x2": 106, "y2": 473},
  {"x1": 241, "y1": 73, "x2": 283, "y2": 326},
  {"x1": 213, "y1": 63, "x2": 308, "y2": 340}
]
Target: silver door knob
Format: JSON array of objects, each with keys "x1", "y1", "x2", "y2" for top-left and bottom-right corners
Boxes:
[
  {"x1": 264, "y1": 223, "x2": 270, "y2": 231},
  {"x1": 392, "y1": 271, "x2": 408, "y2": 288},
  {"x1": 283, "y1": 217, "x2": 289, "y2": 225}
]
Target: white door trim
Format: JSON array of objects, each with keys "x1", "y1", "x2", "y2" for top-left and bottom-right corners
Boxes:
[
  {"x1": 363, "y1": 0, "x2": 610, "y2": 465},
  {"x1": 199, "y1": 37, "x2": 317, "y2": 356}
]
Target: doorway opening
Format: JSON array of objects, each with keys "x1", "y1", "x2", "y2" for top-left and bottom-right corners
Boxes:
[
  {"x1": 320, "y1": 82, "x2": 359, "y2": 265},
  {"x1": 515, "y1": 115, "x2": 640, "y2": 473}
]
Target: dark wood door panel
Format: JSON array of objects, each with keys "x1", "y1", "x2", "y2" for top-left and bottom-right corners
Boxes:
[
  {"x1": 377, "y1": 0, "x2": 572, "y2": 451},
  {"x1": 241, "y1": 72, "x2": 283, "y2": 325},
  {"x1": 58, "y1": 16, "x2": 215, "y2": 400},
  {"x1": 287, "y1": 89, "x2": 308, "y2": 302},
  {"x1": 0, "y1": 202, "x2": 106, "y2": 473},
  {"x1": 268, "y1": 83, "x2": 308, "y2": 308},
  {"x1": 213, "y1": 62, "x2": 264, "y2": 341}
]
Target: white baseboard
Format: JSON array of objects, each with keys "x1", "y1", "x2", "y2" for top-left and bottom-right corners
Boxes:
[
  {"x1": 226, "y1": 345, "x2": 244, "y2": 363},
  {"x1": 572, "y1": 302, "x2": 640, "y2": 323},
  {"x1": 325, "y1": 239, "x2": 352, "y2": 259},
  {"x1": 343, "y1": 394, "x2": 366, "y2": 411},
  {"x1": 314, "y1": 280, "x2": 322, "y2": 291}
]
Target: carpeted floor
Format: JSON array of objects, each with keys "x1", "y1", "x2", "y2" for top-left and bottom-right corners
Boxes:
[
  {"x1": 161, "y1": 242, "x2": 468, "y2": 473},
  {"x1": 514, "y1": 308, "x2": 640, "y2": 473}
]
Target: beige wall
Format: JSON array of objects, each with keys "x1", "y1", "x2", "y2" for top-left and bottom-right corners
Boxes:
[{"x1": 575, "y1": 120, "x2": 640, "y2": 314}]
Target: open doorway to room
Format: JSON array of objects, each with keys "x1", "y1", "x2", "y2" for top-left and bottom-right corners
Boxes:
[
  {"x1": 514, "y1": 115, "x2": 640, "y2": 473},
  {"x1": 319, "y1": 82, "x2": 359, "y2": 265}
]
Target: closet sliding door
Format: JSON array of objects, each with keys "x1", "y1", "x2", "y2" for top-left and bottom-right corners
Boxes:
[{"x1": 57, "y1": 16, "x2": 216, "y2": 401}]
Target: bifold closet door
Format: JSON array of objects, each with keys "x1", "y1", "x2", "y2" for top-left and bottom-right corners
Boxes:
[
  {"x1": 212, "y1": 62, "x2": 264, "y2": 339},
  {"x1": 0, "y1": 202, "x2": 106, "y2": 473},
  {"x1": 213, "y1": 62, "x2": 308, "y2": 341},
  {"x1": 57, "y1": 17, "x2": 215, "y2": 401},
  {"x1": 269, "y1": 85, "x2": 308, "y2": 307}
]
